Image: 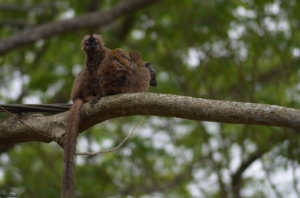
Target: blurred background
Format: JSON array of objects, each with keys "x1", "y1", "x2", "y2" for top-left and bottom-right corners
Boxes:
[{"x1": 0, "y1": 0, "x2": 300, "y2": 197}]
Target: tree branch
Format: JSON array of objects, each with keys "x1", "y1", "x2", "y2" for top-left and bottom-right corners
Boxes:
[
  {"x1": 0, "y1": 2, "x2": 55, "y2": 12},
  {"x1": 231, "y1": 149, "x2": 266, "y2": 198},
  {"x1": 0, "y1": 0, "x2": 161, "y2": 55},
  {"x1": 0, "y1": 93, "x2": 300, "y2": 145}
]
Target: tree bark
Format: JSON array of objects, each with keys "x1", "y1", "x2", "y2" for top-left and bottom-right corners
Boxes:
[{"x1": 0, "y1": 93, "x2": 299, "y2": 145}]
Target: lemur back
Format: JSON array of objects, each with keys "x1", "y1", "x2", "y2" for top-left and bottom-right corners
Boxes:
[{"x1": 98, "y1": 48, "x2": 156, "y2": 96}]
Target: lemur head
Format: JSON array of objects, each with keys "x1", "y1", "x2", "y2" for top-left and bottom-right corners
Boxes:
[
  {"x1": 146, "y1": 63, "x2": 157, "y2": 86},
  {"x1": 81, "y1": 34, "x2": 105, "y2": 52}
]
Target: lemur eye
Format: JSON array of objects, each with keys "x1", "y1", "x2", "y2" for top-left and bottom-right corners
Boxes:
[
  {"x1": 85, "y1": 41, "x2": 89, "y2": 45},
  {"x1": 95, "y1": 39, "x2": 99, "y2": 43}
]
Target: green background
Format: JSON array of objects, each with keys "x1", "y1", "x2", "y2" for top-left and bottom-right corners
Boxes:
[{"x1": 0, "y1": 0, "x2": 299, "y2": 197}]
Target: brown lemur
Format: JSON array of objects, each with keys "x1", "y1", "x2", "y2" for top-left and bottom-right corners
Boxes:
[
  {"x1": 62, "y1": 35, "x2": 157, "y2": 198},
  {"x1": 61, "y1": 34, "x2": 109, "y2": 198},
  {"x1": 98, "y1": 48, "x2": 157, "y2": 97}
]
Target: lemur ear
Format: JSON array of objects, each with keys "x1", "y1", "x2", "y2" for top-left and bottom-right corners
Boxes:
[
  {"x1": 115, "y1": 48, "x2": 129, "y2": 59},
  {"x1": 129, "y1": 50, "x2": 141, "y2": 61}
]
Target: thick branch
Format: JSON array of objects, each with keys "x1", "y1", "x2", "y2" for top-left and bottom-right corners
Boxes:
[
  {"x1": 0, "y1": 0, "x2": 161, "y2": 55},
  {"x1": 0, "y1": 93, "x2": 300, "y2": 145}
]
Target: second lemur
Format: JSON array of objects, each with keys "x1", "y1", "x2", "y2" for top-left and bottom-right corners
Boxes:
[
  {"x1": 61, "y1": 34, "x2": 109, "y2": 198},
  {"x1": 98, "y1": 48, "x2": 157, "y2": 96}
]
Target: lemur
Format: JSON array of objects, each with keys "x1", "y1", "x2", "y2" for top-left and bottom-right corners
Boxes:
[
  {"x1": 62, "y1": 35, "x2": 157, "y2": 198},
  {"x1": 98, "y1": 48, "x2": 157, "y2": 96},
  {"x1": 61, "y1": 34, "x2": 109, "y2": 198}
]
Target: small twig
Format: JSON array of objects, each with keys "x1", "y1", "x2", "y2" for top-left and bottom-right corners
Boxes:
[
  {"x1": 291, "y1": 161, "x2": 300, "y2": 198},
  {"x1": 77, "y1": 118, "x2": 145, "y2": 156},
  {"x1": 0, "y1": 106, "x2": 52, "y2": 138},
  {"x1": 262, "y1": 158, "x2": 284, "y2": 198}
]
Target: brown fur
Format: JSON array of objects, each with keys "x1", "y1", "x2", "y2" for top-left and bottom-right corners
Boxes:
[
  {"x1": 61, "y1": 34, "x2": 109, "y2": 198},
  {"x1": 98, "y1": 48, "x2": 154, "y2": 96}
]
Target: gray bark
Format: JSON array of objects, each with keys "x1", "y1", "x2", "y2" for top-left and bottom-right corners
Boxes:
[{"x1": 0, "y1": 93, "x2": 299, "y2": 145}]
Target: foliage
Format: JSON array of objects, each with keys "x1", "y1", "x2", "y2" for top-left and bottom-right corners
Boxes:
[{"x1": 0, "y1": 0, "x2": 299, "y2": 197}]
